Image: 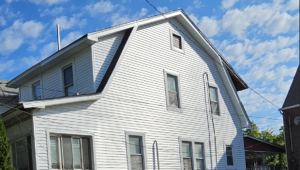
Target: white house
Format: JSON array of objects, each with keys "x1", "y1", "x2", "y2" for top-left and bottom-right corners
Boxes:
[{"x1": 2, "y1": 10, "x2": 251, "y2": 170}]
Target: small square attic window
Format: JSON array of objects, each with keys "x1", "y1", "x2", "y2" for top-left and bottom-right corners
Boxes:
[
  {"x1": 173, "y1": 34, "x2": 182, "y2": 49},
  {"x1": 170, "y1": 30, "x2": 184, "y2": 53}
]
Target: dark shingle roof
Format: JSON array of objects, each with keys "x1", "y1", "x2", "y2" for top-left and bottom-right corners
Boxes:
[
  {"x1": 0, "y1": 79, "x2": 19, "y2": 114},
  {"x1": 283, "y1": 66, "x2": 299, "y2": 108}
]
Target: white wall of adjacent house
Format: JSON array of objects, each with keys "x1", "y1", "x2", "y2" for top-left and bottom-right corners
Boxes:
[
  {"x1": 32, "y1": 18, "x2": 246, "y2": 170},
  {"x1": 19, "y1": 47, "x2": 94, "y2": 102}
]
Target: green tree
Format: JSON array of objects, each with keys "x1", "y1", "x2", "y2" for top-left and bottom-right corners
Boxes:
[
  {"x1": 0, "y1": 117, "x2": 15, "y2": 170},
  {"x1": 244, "y1": 121, "x2": 287, "y2": 169}
]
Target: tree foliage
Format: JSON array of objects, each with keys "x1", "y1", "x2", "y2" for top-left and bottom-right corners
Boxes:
[
  {"x1": 0, "y1": 117, "x2": 15, "y2": 170},
  {"x1": 244, "y1": 120, "x2": 287, "y2": 168}
]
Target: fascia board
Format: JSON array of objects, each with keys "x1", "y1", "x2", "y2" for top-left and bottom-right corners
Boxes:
[
  {"x1": 279, "y1": 104, "x2": 299, "y2": 111},
  {"x1": 22, "y1": 93, "x2": 103, "y2": 109},
  {"x1": 177, "y1": 13, "x2": 250, "y2": 128}
]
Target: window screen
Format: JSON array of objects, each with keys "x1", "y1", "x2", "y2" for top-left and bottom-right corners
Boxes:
[
  {"x1": 50, "y1": 136, "x2": 59, "y2": 169},
  {"x1": 63, "y1": 65, "x2": 74, "y2": 96},
  {"x1": 209, "y1": 87, "x2": 219, "y2": 115},
  {"x1": 182, "y1": 142, "x2": 192, "y2": 170},
  {"x1": 129, "y1": 136, "x2": 143, "y2": 170},
  {"x1": 33, "y1": 81, "x2": 41, "y2": 100},
  {"x1": 167, "y1": 74, "x2": 179, "y2": 108},
  {"x1": 226, "y1": 146, "x2": 234, "y2": 166},
  {"x1": 173, "y1": 34, "x2": 182, "y2": 49}
]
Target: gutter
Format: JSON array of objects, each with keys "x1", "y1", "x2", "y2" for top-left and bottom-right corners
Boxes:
[
  {"x1": 278, "y1": 104, "x2": 299, "y2": 111},
  {"x1": 21, "y1": 93, "x2": 103, "y2": 109}
]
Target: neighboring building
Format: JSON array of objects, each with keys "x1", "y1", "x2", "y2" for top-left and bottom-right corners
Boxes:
[
  {"x1": 244, "y1": 135, "x2": 285, "y2": 170},
  {"x1": 0, "y1": 79, "x2": 19, "y2": 114},
  {"x1": 279, "y1": 66, "x2": 299, "y2": 170},
  {"x1": 2, "y1": 10, "x2": 251, "y2": 170}
]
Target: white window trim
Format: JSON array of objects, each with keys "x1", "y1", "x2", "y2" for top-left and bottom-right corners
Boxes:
[
  {"x1": 179, "y1": 137, "x2": 206, "y2": 170},
  {"x1": 61, "y1": 63, "x2": 76, "y2": 96},
  {"x1": 32, "y1": 80, "x2": 41, "y2": 100},
  {"x1": 164, "y1": 69, "x2": 183, "y2": 112},
  {"x1": 224, "y1": 143, "x2": 236, "y2": 169},
  {"x1": 46, "y1": 130, "x2": 96, "y2": 170},
  {"x1": 125, "y1": 131, "x2": 148, "y2": 170},
  {"x1": 209, "y1": 83, "x2": 221, "y2": 118},
  {"x1": 170, "y1": 29, "x2": 185, "y2": 54}
]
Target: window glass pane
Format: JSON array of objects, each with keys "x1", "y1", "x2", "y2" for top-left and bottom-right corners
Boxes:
[
  {"x1": 72, "y1": 138, "x2": 82, "y2": 169},
  {"x1": 168, "y1": 91, "x2": 179, "y2": 108},
  {"x1": 130, "y1": 155, "x2": 143, "y2": 170},
  {"x1": 195, "y1": 143, "x2": 203, "y2": 158},
  {"x1": 209, "y1": 87, "x2": 218, "y2": 102},
  {"x1": 129, "y1": 136, "x2": 141, "y2": 154},
  {"x1": 62, "y1": 136, "x2": 73, "y2": 169},
  {"x1": 34, "y1": 82, "x2": 41, "y2": 99},
  {"x1": 82, "y1": 138, "x2": 92, "y2": 169},
  {"x1": 226, "y1": 146, "x2": 234, "y2": 165},
  {"x1": 16, "y1": 139, "x2": 29, "y2": 170},
  {"x1": 11, "y1": 144, "x2": 17, "y2": 168},
  {"x1": 210, "y1": 101, "x2": 219, "y2": 115},
  {"x1": 50, "y1": 136, "x2": 60, "y2": 169},
  {"x1": 167, "y1": 75, "x2": 177, "y2": 92},
  {"x1": 226, "y1": 146, "x2": 232, "y2": 156},
  {"x1": 196, "y1": 159, "x2": 204, "y2": 170},
  {"x1": 65, "y1": 85, "x2": 74, "y2": 96},
  {"x1": 182, "y1": 142, "x2": 191, "y2": 157},
  {"x1": 64, "y1": 66, "x2": 73, "y2": 87},
  {"x1": 183, "y1": 158, "x2": 192, "y2": 170},
  {"x1": 173, "y1": 34, "x2": 182, "y2": 49}
]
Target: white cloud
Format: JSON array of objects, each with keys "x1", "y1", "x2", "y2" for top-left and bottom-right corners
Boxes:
[
  {"x1": 188, "y1": 14, "x2": 199, "y2": 25},
  {"x1": 198, "y1": 16, "x2": 219, "y2": 37},
  {"x1": 284, "y1": 0, "x2": 299, "y2": 11},
  {"x1": 21, "y1": 56, "x2": 41, "y2": 67},
  {"x1": 157, "y1": 6, "x2": 168, "y2": 13},
  {"x1": 109, "y1": 8, "x2": 148, "y2": 26},
  {"x1": 0, "y1": 16, "x2": 6, "y2": 26},
  {"x1": 264, "y1": 12, "x2": 299, "y2": 36},
  {"x1": 28, "y1": 0, "x2": 68, "y2": 6},
  {"x1": 85, "y1": 0, "x2": 115, "y2": 16},
  {"x1": 221, "y1": 1, "x2": 299, "y2": 37},
  {"x1": 221, "y1": 0, "x2": 239, "y2": 9},
  {"x1": 40, "y1": 42, "x2": 57, "y2": 58},
  {"x1": 52, "y1": 16, "x2": 86, "y2": 31},
  {"x1": 0, "y1": 60, "x2": 14, "y2": 73},
  {"x1": 0, "y1": 20, "x2": 44, "y2": 55},
  {"x1": 61, "y1": 31, "x2": 83, "y2": 48},
  {"x1": 193, "y1": 0, "x2": 204, "y2": 9},
  {"x1": 40, "y1": 7, "x2": 64, "y2": 17}
]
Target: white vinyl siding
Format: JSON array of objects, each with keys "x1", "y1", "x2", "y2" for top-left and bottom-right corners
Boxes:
[
  {"x1": 32, "y1": 18, "x2": 246, "y2": 170},
  {"x1": 92, "y1": 31, "x2": 125, "y2": 91},
  {"x1": 19, "y1": 47, "x2": 93, "y2": 101}
]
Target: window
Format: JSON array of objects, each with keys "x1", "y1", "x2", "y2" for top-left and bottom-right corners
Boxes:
[
  {"x1": 182, "y1": 142, "x2": 192, "y2": 170},
  {"x1": 167, "y1": 74, "x2": 179, "y2": 108},
  {"x1": 50, "y1": 135, "x2": 92, "y2": 170},
  {"x1": 209, "y1": 86, "x2": 219, "y2": 115},
  {"x1": 33, "y1": 81, "x2": 41, "y2": 100},
  {"x1": 10, "y1": 136, "x2": 33, "y2": 170},
  {"x1": 180, "y1": 138, "x2": 205, "y2": 170},
  {"x1": 126, "y1": 131, "x2": 147, "y2": 170},
  {"x1": 63, "y1": 65, "x2": 74, "y2": 96},
  {"x1": 170, "y1": 30, "x2": 184, "y2": 53},
  {"x1": 173, "y1": 34, "x2": 182, "y2": 49},
  {"x1": 164, "y1": 70, "x2": 182, "y2": 111},
  {"x1": 226, "y1": 146, "x2": 234, "y2": 166}
]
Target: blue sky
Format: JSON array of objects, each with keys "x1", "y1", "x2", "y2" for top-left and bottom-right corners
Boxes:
[{"x1": 0, "y1": 0, "x2": 299, "y2": 132}]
